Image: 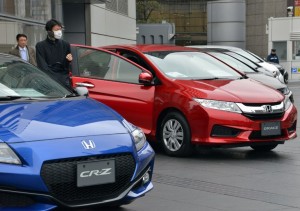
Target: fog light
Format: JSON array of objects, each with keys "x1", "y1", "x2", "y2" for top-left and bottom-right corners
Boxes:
[{"x1": 142, "y1": 172, "x2": 150, "y2": 184}]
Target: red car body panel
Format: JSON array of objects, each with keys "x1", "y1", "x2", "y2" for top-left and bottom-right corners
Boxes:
[
  {"x1": 70, "y1": 44, "x2": 297, "y2": 147},
  {"x1": 72, "y1": 76, "x2": 156, "y2": 134}
]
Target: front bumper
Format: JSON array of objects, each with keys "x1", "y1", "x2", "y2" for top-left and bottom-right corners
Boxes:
[
  {"x1": 0, "y1": 142, "x2": 155, "y2": 210},
  {"x1": 190, "y1": 103, "x2": 297, "y2": 147}
]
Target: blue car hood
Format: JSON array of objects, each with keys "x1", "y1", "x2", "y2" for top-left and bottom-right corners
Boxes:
[{"x1": 0, "y1": 98, "x2": 128, "y2": 143}]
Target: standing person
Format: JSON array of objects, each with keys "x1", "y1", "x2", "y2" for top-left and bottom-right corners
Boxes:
[
  {"x1": 36, "y1": 19, "x2": 73, "y2": 88},
  {"x1": 266, "y1": 49, "x2": 279, "y2": 64},
  {"x1": 9, "y1": 34, "x2": 37, "y2": 66}
]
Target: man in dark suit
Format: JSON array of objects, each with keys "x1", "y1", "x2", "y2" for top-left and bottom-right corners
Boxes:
[
  {"x1": 9, "y1": 34, "x2": 37, "y2": 66},
  {"x1": 266, "y1": 49, "x2": 279, "y2": 64},
  {"x1": 36, "y1": 19, "x2": 72, "y2": 88}
]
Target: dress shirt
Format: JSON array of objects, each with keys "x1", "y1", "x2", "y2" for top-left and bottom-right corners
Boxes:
[{"x1": 19, "y1": 46, "x2": 28, "y2": 61}]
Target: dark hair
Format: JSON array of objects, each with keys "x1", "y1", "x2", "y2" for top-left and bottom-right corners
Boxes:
[
  {"x1": 271, "y1": 49, "x2": 276, "y2": 52},
  {"x1": 16, "y1": 34, "x2": 27, "y2": 41},
  {"x1": 45, "y1": 19, "x2": 63, "y2": 31}
]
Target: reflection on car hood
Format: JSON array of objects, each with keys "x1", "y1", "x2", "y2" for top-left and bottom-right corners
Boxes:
[
  {"x1": 175, "y1": 78, "x2": 284, "y2": 103},
  {"x1": 0, "y1": 98, "x2": 128, "y2": 143},
  {"x1": 258, "y1": 62, "x2": 279, "y2": 72},
  {"x1": 246, "y1": 73, "x2": 286, "y2": 90}
]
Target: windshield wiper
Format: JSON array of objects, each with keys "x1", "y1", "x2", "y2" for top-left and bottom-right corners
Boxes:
[
  {"x1": 63, "y1": 93, "x2": 79, "y2": 98},
  {"x1": 0, "y1": 96, "x2": 49, "y2": 101},
  {"x1": 201, "y1": 77, "x2": 222, "y2": 80},
  {"x1": 0, "y1": 96, "x2": 23, "y2": 101}
]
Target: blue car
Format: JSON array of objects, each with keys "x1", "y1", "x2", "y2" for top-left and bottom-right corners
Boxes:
[{"x1": 0, "y1": 53, "x2": 155, "y2": 210}]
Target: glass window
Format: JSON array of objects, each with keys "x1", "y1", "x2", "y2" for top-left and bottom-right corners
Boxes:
[
  {"x1": 273, "y1": 41, "x2": 287, "y2": 60},
  {"x1": 0, "y1": 20, "x2": 46, "y2": 53},
  {"x1": 145, "y1": 51, "x2": 242, "y2": 80},
  {"x1": 77, "y1": 48, "x2": 113, "y2": 79},
  {"x1": 225, "y1": 52, "x2": 259, "y2": 69},
  {"x1": 0, "y1": 0, "x2": 61, "y2": 53},
  {"x1": 0, "y1": 57, "x2": 71, "y2": 98},
  {"x1": 0, "y1": 0, "x2": 52, "y2": 21},
  {"x1": 208, "y1": 52, "x2": 255, "y2": 73},
  {"x1": 76, "y1": 48, "x2": 142, "y2": 84},
  {"x1": 115, "y1": 59, "x2": 142, "y2": 83},
  {"x1": 106, "y1": 0, "x2": 128, "y2": 16},
  {"x1": 292, "y1": 41, "x2": 300, "y2": 60}
]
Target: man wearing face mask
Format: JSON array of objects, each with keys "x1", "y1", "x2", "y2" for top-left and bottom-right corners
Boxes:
[{"x1": 36, "y1": 19, "x2": 73, "y2": 88}]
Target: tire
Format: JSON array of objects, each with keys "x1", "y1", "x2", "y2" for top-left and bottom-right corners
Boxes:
[
  {"x1": 250, "y1": 144, "x2": 278, "y2": 152},
  {"x1": 159, "y1": 112, "x2": 192, "y2": 156}
]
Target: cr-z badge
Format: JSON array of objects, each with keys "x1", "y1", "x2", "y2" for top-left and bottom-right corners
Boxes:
[
  {"x1": 81, "y1": 140, "x2": 96, "y2": 149},
  {"x1": 80, "y1": 168, "x2": 112, "y2": 177}
]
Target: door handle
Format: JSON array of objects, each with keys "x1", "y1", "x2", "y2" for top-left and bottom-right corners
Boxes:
[{"x1": 75, "y1": 82, "x2": 95, "y2": 88}]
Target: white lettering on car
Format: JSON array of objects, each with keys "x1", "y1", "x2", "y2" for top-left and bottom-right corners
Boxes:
[
  {"x1": 264, "y1": 126, "x2": 279, "y2": 130},
  {"x1": 80, "y1": 168, "x2": 112, "y2": 177}
]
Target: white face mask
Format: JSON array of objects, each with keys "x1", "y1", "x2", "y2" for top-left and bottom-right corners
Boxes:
[{"x1": 53, "y1": 30, "x2": 62, "y2": 39}]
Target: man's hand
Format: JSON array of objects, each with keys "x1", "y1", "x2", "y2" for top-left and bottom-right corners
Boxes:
[{"x1": 66, "y1": 53, "x2": 73, "y2": 62}]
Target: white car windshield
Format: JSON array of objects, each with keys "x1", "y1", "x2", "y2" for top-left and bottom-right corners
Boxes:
[
  {"x1": 145, "y1": 51, "x2": 242, "y2": 80},
  {"x1": 231, "y1": 49, "x2": 263, "y2": 63},
  {"x1": 208, "y1": 52, "x2": 256, "y2": 73}
]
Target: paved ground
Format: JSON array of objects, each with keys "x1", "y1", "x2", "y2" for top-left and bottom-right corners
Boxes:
[{"x1": 90, "y1": 81, "x2": 300, "y2": 211}]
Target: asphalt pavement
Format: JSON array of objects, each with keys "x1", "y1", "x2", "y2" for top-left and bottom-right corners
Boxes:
[{"x1": 88, "y1": 80, "x2": 300, "y2": 211}]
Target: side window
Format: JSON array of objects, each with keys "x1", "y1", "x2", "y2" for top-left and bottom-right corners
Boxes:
[
  {"x1": 77, "y1": 48, "x2": 113, "y2": 79},
  {"x1": 77, "y1": 47, "x2": 143, "y2": 84},
  {"x1": 114, "y1": 58, "x2": 142, "y2": 84}
]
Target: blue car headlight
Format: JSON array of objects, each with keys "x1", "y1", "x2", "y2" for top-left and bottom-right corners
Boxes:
[
  {"x1": 131, "y1": 127, "x2": 147, "y2": 151},
  {"x1": 0, "y1": 143, "x2": 22, "y2": 165},
  {"x1": 122, "y1": 120, "x2": 146, "y2": 151}
]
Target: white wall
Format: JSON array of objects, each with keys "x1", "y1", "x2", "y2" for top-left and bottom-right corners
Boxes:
[{"x1": 90, "y1": 1, "x2": 136, "y2": 47}]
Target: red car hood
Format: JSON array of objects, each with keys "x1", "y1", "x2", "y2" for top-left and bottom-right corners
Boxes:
[{"x1": 175, "y1": 78, "x2": 284, "y2": 103}]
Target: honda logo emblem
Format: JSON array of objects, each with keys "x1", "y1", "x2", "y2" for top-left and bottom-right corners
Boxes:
[
  {"x1": 81, "y1": 140, "x2": 96, "y2": 149},
  {"x1": 263, "y1": 105, "x2": 273, "y2": 113}
]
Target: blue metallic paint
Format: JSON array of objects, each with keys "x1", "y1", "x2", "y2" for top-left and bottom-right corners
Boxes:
[{"x1": 0, "y1": 97, "x2": 155, "y2": 210}]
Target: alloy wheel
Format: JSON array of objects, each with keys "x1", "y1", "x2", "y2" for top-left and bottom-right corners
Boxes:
[{"x1": 162, "y1": 119, "x2": 184, "y2": 152}]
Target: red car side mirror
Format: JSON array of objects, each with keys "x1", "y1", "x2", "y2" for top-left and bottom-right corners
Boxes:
[{"x1": 139, "y1": 72, "x2": 153, "y2": 85}]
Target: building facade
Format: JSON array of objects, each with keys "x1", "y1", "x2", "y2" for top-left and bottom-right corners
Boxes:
[
  {"x1": 207, "y1": 0, "x2": 246, "y2": 48},
  {"x1": 137, "y1": 22, "x2": 175, "y2": 44},
  {"x1": 268, "y1": 16, "x2": 300, "y2": 80},
  {"x1": 140, "y1": 0, "x2": 208, "y2": 46},
  {"x1": 0, "y1": 0, "x2": 136, "y2": 53},
  {"x1": 136, "y1": 0, "x2": 292, "y2": 58},
  {"x1": 246, "y1": 0, "x2": 289, "y2": 58}
]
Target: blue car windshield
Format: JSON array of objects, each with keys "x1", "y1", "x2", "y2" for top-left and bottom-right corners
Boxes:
[
  {"x1": 0, "y1": 57, "x2": 72, "y2": 98},
  {"x1": 145, "y1": 51, "x2": 242, "y2": 80}
]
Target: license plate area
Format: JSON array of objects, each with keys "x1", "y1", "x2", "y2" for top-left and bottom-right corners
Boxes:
[
  {"x1": 261, "y1": 121, "x2": 281, "y2": 136},
  {"x1": 77, "y1": 159, "x2": 115, "y2": 187}
]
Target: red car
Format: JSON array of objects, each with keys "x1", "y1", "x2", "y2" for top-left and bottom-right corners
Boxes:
[{"x1": 70, "y1": 44, "x2": 297, "y2": 156}]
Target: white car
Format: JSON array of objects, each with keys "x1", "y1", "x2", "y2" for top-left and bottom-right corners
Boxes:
[{"x1": 188, "y1": 45, "x2": 286, "y2": 84}]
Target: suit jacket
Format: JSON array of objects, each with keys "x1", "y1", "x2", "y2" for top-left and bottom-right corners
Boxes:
[{"x1": 9, "y1": 46, "x2": 37, "y2": 66}]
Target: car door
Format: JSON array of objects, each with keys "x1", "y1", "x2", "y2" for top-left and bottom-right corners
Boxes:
[{"x1": 70, "y1": 45, "x2": 155, "y2": 135}]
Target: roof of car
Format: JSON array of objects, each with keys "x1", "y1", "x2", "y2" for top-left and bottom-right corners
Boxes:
[
  {"x1": 186, "y1": 45, "x2": 244, "y2": 51},
  {"x1": 101, "y1": 44, "x2": 198, "y2": 53}
]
